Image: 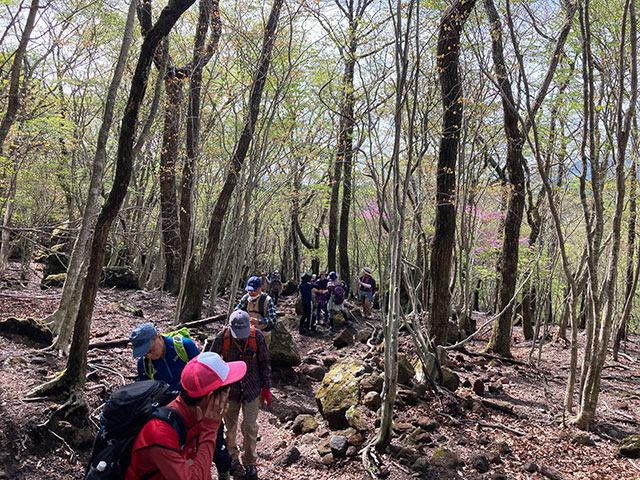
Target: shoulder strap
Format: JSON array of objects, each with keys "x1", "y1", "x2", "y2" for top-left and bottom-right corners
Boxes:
[
  {"x1": 222, "y1": 326, "x2": 231, "y2": 358},
  {"x1": 143, "y1": 357, "x2": 156, "y2": 380},
  {"x1": 258, "y1": 293, "x2": 267, "y2": 317},
  {"x1": 172, "y1": 336, "x2": 189, "y2": 363},
  {"x1": 152, "y1": 406, "x2": 187, "y2": 448}
]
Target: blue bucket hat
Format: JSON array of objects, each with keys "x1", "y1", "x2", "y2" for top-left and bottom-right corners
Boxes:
[
  {"x1": 328, "y1": 271, "x2": 338, "y2": 280},
  {"x1": 245, "y1": 276, "x2": 262, "y2": 291},
  {"x1": 129, "y1": 323, "x2": 158, "y2": 358}
]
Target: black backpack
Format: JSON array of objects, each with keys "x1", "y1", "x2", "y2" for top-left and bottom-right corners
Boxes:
[{"x1": 85, "y1": 380, "x2": 186, "y2": 479}]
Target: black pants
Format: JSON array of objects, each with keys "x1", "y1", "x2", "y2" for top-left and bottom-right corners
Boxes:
[
  {"x1": 300, "y1": 301, "x2": 312, "y2": 332},
  {"x1": 214, "y1": 420, "x2": 231, "y2": 472}
]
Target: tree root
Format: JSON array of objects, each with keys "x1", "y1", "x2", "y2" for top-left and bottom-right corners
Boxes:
[
  {"x1": 26, "y1": 369, "x2": 74, "y2": 399},
  {"x1": 361, "y1": 441, "x2": 385, "y2": 479}
]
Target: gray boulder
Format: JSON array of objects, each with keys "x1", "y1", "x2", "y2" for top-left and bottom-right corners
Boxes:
[{"x1": 270, "y1": 322, "x2": 301, "y2": 367}]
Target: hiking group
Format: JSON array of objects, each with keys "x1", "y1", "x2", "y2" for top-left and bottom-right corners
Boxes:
[
  {"x1": 298, "y1": 267, "x2": 377, "y2": 335},
  {"x1": 85, "y1": 268, "x2": 376, "y2": 480}
]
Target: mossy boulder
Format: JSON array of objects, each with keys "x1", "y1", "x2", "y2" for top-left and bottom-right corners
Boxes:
[
  {"x1": 282, "y1": 280, "x2": 298, "y2": 296},
  {"x1": 316, "y1": 357, "x2": 364, "y2": 429},
  {"x1": 270, "y1": 322, "x2": 301, "y2": 367},
  {"x1": 397, "y1": 354, "x2": 415, "y2": 385},
  {"x1": 0, "y1": 317, "x2": 53, "y2": 345},
  {"x1": 431, "y1": 448, "x2": 463, "y2": 469},
  {"x1": 292, "y1": 414, "x2": 318, "y2": 434},
  {"x1": 102, "y1": 266, "x2": 139, "y2": 289},
  {"x1": 115, "y1": 302, "x2": 144, "y2": 317},
  {"x1": 441, "y1": 367, "x2": 460, "y2": 392},
  {"x1": 43, "y1": 244, "x2": 69, "y2": 277},
  {"x1": 617, "y1": 435, "x2": 640, "y2": 458},
  {"x1": 41, "y1": 273, "x2": 66, "y2": 288}
]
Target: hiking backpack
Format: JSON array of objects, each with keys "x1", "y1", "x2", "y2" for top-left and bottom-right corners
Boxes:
[
  {"x1": 333, "y1": 281, "x2": 346, "y2": 305},
  {"x1": 221, "y1": 325, "x2": 257, "y2": 359},
  {"x1": 142, "y1": 329, "x2": 192, "y2": 380},
  {"x1": 85, "y1": 380, "x2": 186, "y2": 479}
]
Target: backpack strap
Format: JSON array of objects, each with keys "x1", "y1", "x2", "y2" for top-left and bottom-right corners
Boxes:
[
  {"x1": 258, "y1": 293, "x2": 267, "y2": 318},
  {"x1": 222, "y1": 326, "x2": 231, "y2": 358},
  {"x1": 153, "y1": 406, "x2": 187, "y2": 449},
  {"x1": 172, "y1": 335, "x2": 189, "y2": 363},
  {"x1": 143, "y1": 357, "x2": 156, "y2": 380}
]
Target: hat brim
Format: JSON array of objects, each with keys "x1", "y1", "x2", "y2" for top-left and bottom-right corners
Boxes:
[
  {"x1": 221, "y1": 360, "x2": 247, "y2": 387},
  {"x1": 230, "y1": 324, "x2": 251, "y2": 339},
  {"x1": 132, "y1": 339, "x2": 151, "y2": 358}
]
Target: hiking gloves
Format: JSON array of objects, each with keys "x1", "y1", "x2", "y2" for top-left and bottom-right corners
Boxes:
[{"x1": 261, "y1": 388, "x2": 272, "y2": 406}]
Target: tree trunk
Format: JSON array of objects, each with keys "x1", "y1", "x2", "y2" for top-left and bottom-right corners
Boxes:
[
  {"x1": 41, "y1": 0, "x2": 139, "y2": 354},
  {"x1": 177, "y1": 0, "x2": 284, "y2": 324},
  {"x1": 484, "y1": 0, "x2": 526, "y2": 358},
  {"x1": 31, "y1": 0, "x2": 199, "y2": 399},
  {"x1": 159, "y1": 73, "x2": 185, "y2": 294},
  {"x1": 338, "y1": 36, "x2": 357, "y2": 286},
  {"x1": 428, "y1": 0, "x2": 476, "y2": 347}
]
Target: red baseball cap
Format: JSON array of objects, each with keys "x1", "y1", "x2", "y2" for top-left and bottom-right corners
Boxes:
[{"x1": 181, "y1": 352, "x2": 246, "y2": 397}]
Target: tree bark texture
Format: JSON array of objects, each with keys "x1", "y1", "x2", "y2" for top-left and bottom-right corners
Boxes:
[
  {"x1": 178, "y1": 0, "x2": 284, "y2": 323},
  {"x1": 43, "y1": 0, "x2": 198, "y2": 396},
  {"x1": 428, "y1": 0, "x2": 476, "y2": 347},
  {"x1": 159, "y1": 73, "x2": 185, "y2": 294},
  {"x1": 484, "y1": 0, "x2": 526, "y2": 358},
  {"x1": 42, "y1": 0, "x2": 139, "y2": 353},
  {"x1": 338, "y1": 36, "x2": 357, "y2": 286}
]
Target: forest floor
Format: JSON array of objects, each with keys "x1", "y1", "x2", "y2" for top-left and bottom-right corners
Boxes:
[{"x1": 0, "y1": 261, "x2": 639, "y2": 480}]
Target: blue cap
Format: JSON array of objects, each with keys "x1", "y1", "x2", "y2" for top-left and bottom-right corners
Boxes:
[
  {"x1": 245, "y1": 276, "x2": 262, "y2": 291},
  {"x1": 329, "y1": 271, "x2": 338, "y2": 280},
  {"x1": 129, "y1": 323, "x2": 157, "y2": 358}
]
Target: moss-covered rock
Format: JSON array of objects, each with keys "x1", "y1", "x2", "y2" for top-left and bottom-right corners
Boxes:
[
  {"x1": 282, "y1": 280, "x2": 298, "y2": 296},
  {"x1": 292, "y1": 414, "x2": 318, "y2": 434},
  {"x1": 41, "y1": 273, "x2": 67, "y2": 288},
  {"x1": 102, "y1": 266, "x2": 140, "y2": 289},
  {"x1": 431, "y1": 448, "x2": 463, "y2": 469},
  {"x1": 397, "y1": 354, "x2": 415, "y2": 385},
  {"x1": 270, "y1": 322, "x2": 301, "y2": 367},
  {"x1": 617, "y1": 435, "x2": 640, "y2": 458},
  {"x1": 441, "y1": 367, "x2": 460, "y2": 392},
  {"x1": 316, "y1": 357, "x2": 364, "y2": 429},
  {"x1": 43, "y1": 245, "x2": 69, "y2": 278},
  {"x1": 115, "y1": 302, "x2": 144, "y2": 317},
  {"x1": 0, "y1": 317, "x2": 53, "y2": 345}
]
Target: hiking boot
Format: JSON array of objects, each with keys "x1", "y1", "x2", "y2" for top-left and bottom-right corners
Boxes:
[
  {"x1": 218, "y1": 471, "x2": 231, "y2": 480},
  {"x1": 244, "y1": 465, "x2": 258, "y2": 480},
  {"x1": 230, "y1": 459, "x2": 244, "y2": 479}
]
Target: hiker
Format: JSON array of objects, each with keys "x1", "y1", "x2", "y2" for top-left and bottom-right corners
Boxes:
[
  {"x1": 235, "y1": 275, "x2": 277, "y2": 347},
  {"x1": 130, "y1": 324, "x2": 233, "y2": 479},
  {"x1": 267, "y1": 270, "x2": 283, "y2": 305},
  {"x1": 208, "y1": 310, "x2": 272, "y2": 480},
  {"x1": 327, "y1": 271, "x2": 347, "y2": 333},
  {"x1": 358, "y1": 267, "x2": 377, "y2": 317},
  {"x1": 130, "y1": 323, "x2": 199, "y2": 391},
  {"x1": 126, "y1": 352, "x2": 246, "y2": 480},
  {"x1": 299, "y1": 273, "x2": 314, "y2": 334},
  {"x1": 312, "y1": 272, "x2": 329, "y2": 327}
]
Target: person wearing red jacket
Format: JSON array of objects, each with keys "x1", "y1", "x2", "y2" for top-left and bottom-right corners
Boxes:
[
  {"x1": 126, "y1": 352, "x2": 246, "y2": 480},
  {"x1": 208, "y1": 310, "x2": 272, "y2": 480}
]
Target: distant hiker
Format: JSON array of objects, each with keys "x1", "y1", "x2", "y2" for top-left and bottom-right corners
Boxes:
[
  {"x1": 126, "y1": 352, "x2": 246, "y2": 480},
  {"x1": 299, "y1": 273, "x2": 314, "y2": 334},
  {"x1": 235, "y1": 275, "x2": 277, "y2": 347},
  {"x1": 267, "y1": 270, "x2": 283, "y2": 305},
  {"x1": 208, "y1": 310, "x2": 272, "y2": 480},
  {"x1": 313, "y1": 272, "x2": 329, "y2": 327},
  {"x1": 130, "y1": 323, "x2": 233, "y2": 479},
  {"x1": 358, "y1": 267, "x2": 377, "y2": 317},
  {"x1": 327, "y1": 271, "x2": 347, "y2": 333}
]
